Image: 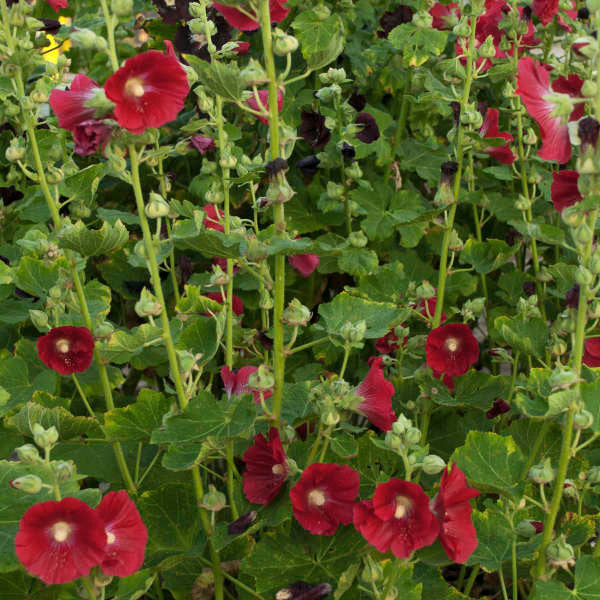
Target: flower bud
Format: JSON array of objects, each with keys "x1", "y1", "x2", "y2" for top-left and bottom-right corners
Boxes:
[
  {"x1": 340, "y1": 320, "x2": 367, "y2": 345},
  {"x1": 582, "y1": 80, "x2": 597, "y2": 97},
  {"x1": 416, "y1": 281, "x2": 436, "y2": 300},
  {"x1": 321, "y1": 405, "x2": 340, "y2": 426},
  {"x1": 145, "y1": 192, "x2": 170, "y2": 219},
  {"x1": 282, "y1": 298, "x2": 312, "y2": 327},
  {"x1": 54, "y1": 460, "x2": 74, "y2": 481},
  {"x1": 587, "y1": 466, "x2": 600, "y2": 484},
  {"x1": 361, "y1": 557, "x2": 383, "y2": 583},
  {"x1": 562, "y1": 205, "x2": 584, "y2": 228},
  {"x1": 392, "y1": 414, "x2": 412, "y2": 436},
  {"x1": 10, "y1": 474, "x2": 43, "y2": 494},
  {"x1": 274, "y1": 34, "x2": 299, "y2": 56},
  {"x1": 240, "y1": 59, "x2": 268, "y2": 86},
  {"x1": 551, "y1": 339, "x2": 568, "y2": 356},
  {"x1": 546, "y1": 534, "x2": 575, "y2": 570},
  {"x1": 422, "y1": 455, "x2": 446, "y2": 475},
  {"x1": 348, "y1": 231, "x2": 368, "y2": 248},
  {"x1": 327, "y1": 181, "x2": 344, "y2": 200},
  {"x1": 228, "y1": 510, "x2": 258, "y2": 535},
  {"x1": 412, "y1": 10, "x2": 433, "y2": 28},
  {"x1": 515, "y1": 520, "x2": 537, "y2": 538},
  {"x1": 573, "y1": 409, "x2": 594, "y2": 430},
  {"x1": 478, "y1": 35, "x2": 496, "y2": 58},
  {"x1": 200, "y1": 484, "x2": 227, "y2": 512},
  {"x1": 528, "y1": 458, "x2": 554, "y2": 484},
  {"x1": 14, "y1": 444, "x2": 41, "y2": 464},
  {"x1": 589, "y1": 300, "x2": 600, "y2": 319},
  {"x1": 71, "y1": 28, "x2": 98, "y2": 50},
  {"x1": 404, "y1": 427, "x2": 421, "y2": 447},
  {"x1": 575, "y1": 223, "x2": 594, "y2": 246},
  {"x1": 46, "y1": 167, "x2": 64, "y2": 185},
  {"x1": 32, "y1": 424, "x2": 59, "y2": 450},
  {"x1": 453, "y1": 18, "x2": 471, "y2": 37},
  {"x1": 5, "y1": 141, "x2": 25, "y2": 162},
  {"x1": 247, "y1": 364, "x2": 275, "y2": 392},
  {"x1": 112, "y1": 0, "x2": 133, "y2": 15},
  {"x1": 29, "y1": 309, "x2": 49, "y2": 332},
  {"x1": 563, "y1": 479, "x2": 578, "y2": 499},
  {"x1": 313, "y1": 5, "x2": 331, "y2": 19},
  {"x1": 135, "y1": 287, "x2": 162, "y2": 317},
  {"x1": 575, "y1": 265, "x2": 594, "y2": 286}
]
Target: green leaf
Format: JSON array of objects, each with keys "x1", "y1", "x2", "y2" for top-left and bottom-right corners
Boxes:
[
  {"x1": 331, "y1": 432, "x2": 359, "y2": 459},
  {"x1": 582, "y1": 378, "x2": 600, "y2": 434},
  {"x1": 13, "y1": 255, "x2": 59, "y2": 298},
  {"x1": 530, "y1": 556, "x2": 600, "y2": 600},
  {"x1": 388, "y1": 23, "x2": 448, "y2": 66},
  {"x1": 115, "y1": 569, "x2": 157, "y2": 600},
  {"x1": 459, "y1": 239, "x2": 519, "y2": 275},
  {"x1": 509, "y1": 221, "x2": 565, "y2": 245},
  {"x1": 185, "y1": 56, "x2": 245, "y2": 101},
  {"x1": 97, "y1": 207, "x2": 140, "y2": 226},
  {"x1": 0, "y1": 357, "x2": 55, "y2": 417},
  {"x1": 172, "y1": 219, "x2": 247, "y2": 258},
  {"x1": 176, "y1": 285, "x2": 223, "y2": 315},
  {"x1": 177, "y1": 315, "x2": 221, "y2": 364},
  {"x1": 62, "y1": 164, "x2": 106, "y2": 204},
  {"x1": 58, "y1": 219, "x2": 129, "y2": 257},
  {"x1": 529, "y1": 580, "x2": 572, "y2": 600},
  {"x1": 334, "y1": 563, "x2": 361, "y2": 600},
  {"x1": 338, "y1": 247, "x2": 379, "y2": 276},
  {"x1": 355, "y1": 262, "x2": 408, "y2": 303},
  {"x1": 84, "y1": 280, "x2": 112, "y2": 322},
  {"x1": 293, "y1": 11, "x2": 341, "y2": 56},
  {"x1": 0, "y1": 572, "x2": 36, "y2": 600},
  {"x1": 101, "y1": 324, "x2": 165, "y2": 367},
  {"x1": 494, "y1": 315, "x2": 548, "y2": 359},
  {"x1": 453, "y1": 371, "x2": 510, "y2": 411},
  {"x1": 307, "y1": 29, "x2": 345, "y2": 71},
  {"x1": 318, "y1": 292, "x2": 402, "y2": 339},
  {"x1": 105, "y1": 390, "x2": 170, "y2": 442},
  {"x1": 453, "y1": 431, "x2": 527, "y2": 500}
]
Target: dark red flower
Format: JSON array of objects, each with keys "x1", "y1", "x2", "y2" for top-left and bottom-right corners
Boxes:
[
  {"x1": 426, "y1": 323, "x2": 479, "y2": 377},
  {"x1": 557, "y1": 0, "x2": 577, "y2": 30},
  {"x1": 531, "y1": 521, "x2": 544, "y2": 534},
  {"x1": 190, "y1": 136, "x2": 216, "y2": 155},
  {"x1": 432, "y1": 463, "x2": 480, "y2": 563},
  {"x1": 72, "y1": 120, "x2": 112, "y2": 156},
  {"x1": 551, "y1": 170, "x2": 582, "y2": 212},
  {"x1": 565, "y1": 284, "x2": 580, "y2": 309},
  {"x1": 104, "y1": 49, "x2": 189, "y2": 135},
  {"x1": 430, "y1": 2, "x2": 459, "y2": 29},
  {"x1": 15, "y1": 497, "x2": 107, "y2": 584},
  {"x1": 247, "y1": 89, "x2": 284, "y2": 125},
  {"x1": 290, "y1": 463, "x2": 360, "y2": 535},
  {"x1": 479, "y1": 108, "x2": 516, "y2": 165},
  {"x1": 96, "y1": 491, "x2": 147, "y2": 577},
  {"x1": 378, "y1": 5, "x2": 414, "y2": 38},
  {"x1": 584, "y1": 338, "x2": 600, "y2": 367},
  {"x1": 418, "y1": 297, "x2": 447, "y2": 324},
  {"x1": 234, "y1": 41, "x2": 251, "y2": 55},
  {"x1": 151, "y1": 0, "x2": 191, "y2": 24},
  {"x1": 354, "y1": 479, "x2": 439, "y2": 558},
  {"x1": 289, "y1": 252, "x2": 320, "y2": 277},
  {"x1": 516, "y1": 57, "x2": 583, "y2": 163},
  {"x1": 532, "y1": 0, "x2": 559, "y2": 25},
  {"x1": 47, "y1": 0, "x2": 68, "y2": 11},
  {"x1": 433, "y1": 369, "x2": 455, "y2": 393},
  {"x1": 354, "y1": 357, "x2": 396, "y2": 431},
  {"x1": 49, "y1": 74, "x2": 101, "y2": 131},
  {"x1": 486, "y1": 398, "x2": 511, "y2": 419},
  {"x1": 37, "y1": 326, "x2": 95, "y2": 376},
  {"x1": 203, "y1": 205, "x2": 225, "y2": 232},
  {"x1": 204, "y1": 292, "x2": 244, "y2": 316},
  {"x1": 375, "y1": 329, "x2": 407, "y2": 355},
  {"x1": 243, "y1": 428, "x2": 289, "y2": 505},
  {"x1": 220, "y1": 365, "x2": 272, "y2": 404},
  {"x1": 213, "y1": 0, "x2": 289, "y2": 31},
  {"x1": 355, "y1": 113, "x2": 380, "y2": 143},
  {"x1": 299, "y1": 110, "x2": 331, "y2": 150}
]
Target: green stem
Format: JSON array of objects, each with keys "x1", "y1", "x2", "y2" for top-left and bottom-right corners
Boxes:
[
  {"x1": 72, "y1": 374, "x2": 95, "y2": 419},
  {"x1": 384, "y1": 69, "x2": 412, "y2": 183},
  {"x1": 339, "y1": 345, "x2": 351, "y2": 379},
  {"x1": 136, "y1": 448, "x2": 162, "y2": 488},
  {"x1": 498, "y1": 567, "x2": 509, "y2": 600},
  {"x1": 194, "y1": 555, "x2": 267, "y2": 600},
  {"x1": 463, "y1": 565, "x2": 479, "y2": 596},
  {"x1": 522, "y1": 421, "x2": 551, "y2": 478},
  {"x1": 99, "y1": 0, "x2": 119, "y2": 71},
  {"x1": 306, "y1": 421, "x2": 324, "y2": 466},
  {"x1": 511, "y1": 529, "x2": 518, "y2": 600},
  {"x1": 226, "y1": 442, "x2": 239, "y2": 519},
  {"x1": 82, "y1": 576, "x2": 97, "y2": 600},
  {"x1": 287, "y1": 336, "x2": 329, "y2": 355}
]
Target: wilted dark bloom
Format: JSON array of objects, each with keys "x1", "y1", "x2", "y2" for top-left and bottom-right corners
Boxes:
[
  {"x1": 450, "y1": 101, "x2": 460, "y2": 126},
  {"x1": 355, "y1": 113, "x2": 380, "y2": 143},
  {"x1": 565, "y1": 284, "x2": 580, "y2": 308},
  {"x1": 228, "y1": 511, "x2": 258, "y2": 535},
  {"x1": 299, "y1": 111, "x2": 331, "y2": 150},
  {"x1": 441, "y1": 161, "x2": 458, "y2": 185},
  {"x1": 486, "y1": 398, "x2": 511, "y2": 418},
  {"x1": 256, "y1": 331, "x2": 273, "y2": 351},
  {"x1": 348, "y1": 90, "x2": 366, "y2": 111},
  {"x1": 296, "y1": 155, "x2": 320, "y2": 180},
  {"x1": 178, "y1": 256, "x2": 194, "y2": 286},
  {"x1": 505, "y1": 228, "x2": 522, "y2": 247},
  {"x1": 578, "y1": 7, "x2": 590, "y2": 18},
  {"x1": 39, "y1": 19, "x2": 61, "y2": 34},
  {"x1": 266, "y1": 157, "x2": 289, "y2": 178},
  {"x1": 341, "y1": 142, "x2": 355, "y2": 160},
  {"x1": 522, "y1": 281, "x2": 536, "y2": 297},
  {"x1": 72, "y1": 120, "x2": 112, "y2": 156},
  {"x1": 378, "y1": 5, "x2": 414, "y2": 38},
  {"x1": 578, "y1": 116, "x2": 600, "y2": 152},
  {"x1": 532, "y1": 521, "x2": 544, "y2": 533}
]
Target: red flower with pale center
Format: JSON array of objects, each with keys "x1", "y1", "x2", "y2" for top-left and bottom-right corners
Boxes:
[
  {"x1": 354, "y1": 479, "x2": 439, "y2": 558},
  {"x1": 220, "y1": 365, "x2": 273, "y2": 405},
  {"x1": 15, "y1": 497, "x2": 107, "y2": 584},
  {"x1": 551, "y1": 170, "x2": 581, "y2": 212},
  {"x1": 49, "y1": 74, "x2": 102, "y2": 131},
  {"x1": 47, "y1": 0, "x2": 68, "y2": 11},
  {"x1": 37, "y1": 326, "x2": 95, "y2": 376},
  {"x1": 432, "y1": 463, "x2": 480, "y2": 563},
  {"x1": 479, "y1": 108, "x2": 516, "y2": 165},
  {"x1": 354, "y1": 357, "x2": 396, "y2": 431},
  {"x1": 104, "y1": 49, "x2": 189, "y2": 135},
  {"x1": 203, "y1": 205, "x2": 225, "y2": 232},
  {"x1": 516, "y1": 57, "x2": 584, "y2": 163},
  {"x1": 430, "y1": 2, "x2": 459, "y2": 29},
  {"x1": 290, "y1": 463, "x2": 360, "y2": 535},
  {"x1": 426, "y1": 323, "x2": 479, "y2": 377},
  {"x1": 213, "y1": 0, "x2": 289, "y2": 31},
  {"x1": 204, "y1": 292, "x2": 244, "y2": 316},
  {"x1": 243, "y1": 427, "x2": 289, "y2": 505},
  {"x1": 289, "y1": 252, "x2": 320, "y2": 277},
  {"x1": 584, "y1": 338, "x2": 600, "y2": 367},
  {"x1": 96, "y1": 491, "x2": 147, "y2": 577},
  {"x1": 247, "y1": 89, "x2": 284, "y2": 125}
]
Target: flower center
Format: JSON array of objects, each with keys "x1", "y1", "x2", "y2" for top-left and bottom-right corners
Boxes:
[
  {"x1": 308, "y1": 489, "x2": 326, "y2": 507},
  {"x1": 55, "y1": 339, "x2": 70, "y2": 354},
  {"x1": 394, "y1": 496, "x2": 412, "y2": 519},
  {"x1": 445, "y1": 337, "x2": 459, "y2": 353},
  {"x1": 51, "y1": 521, "x2": 71, "y2": 543},
  {"x1": 272, "y1": 464, "x2": 285, "y2": 476},
  {"x1": 106, "y1": 531, "x2": 116, "y2": 545},
  {"x1": 125, "y1": 77, "x2": 145, "y2": 98}
]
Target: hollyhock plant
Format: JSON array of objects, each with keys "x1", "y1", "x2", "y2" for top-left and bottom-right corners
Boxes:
[
  {"x1": 355, "y1": 113, "x2": 380, "y2": 143},
  {"x1": 486, "y1": 398, "x2": 511, "y2": 419},
  {"x1": 479, "y1": 108, "x2": 516, "y2": 165},
  {"x1": 247, "y1": 89, "x2": 284, "y2": 125},
  {"x1": 418, "y1": 297, "x2": 447, "y2": 323},
  {"x1": 104, "y1": 48, "x2": 189, "y2": 134},
  {"x1": 583, "y1": 338, "x2": 600, "y2": 367},
  {"x1": 532, "y1": 0, "x2": 559, "y2": 25},
  {"x1": 220, "y1": 365, "x2": 273, "y2": 404},
  {"x1": 432, "y1": 463, "x2": 480, "y2": 563},
  {"x1": 49, "y1": 74, "x2": 103, "y2": 131},
  {"x1": 204, "y1": 292, "x2": 244, "y2": 316},
  {"x1": 37, "y1": 326, "x2": 95, "y2": 376},
  {"x1": 15, "y1": 498, "x2": 107, "y2": 584},
  {"x1": 190, "y1": 136, "x2": 216, "y2": 155},
  {"x1": 290, "y1": 463, "x2": 360, "y2": 535},
  {"x1": 72, "y1": 119, "x2": 112, "y2": 156},
  {"x1": 426, "y1": 323, "x2": 479, "y2": 377},
  {"x1": 375, "y1": 329, "x2": 406, "y2": 354},
  {"x1": 299, "y1": 111, "x2": 331, "y2": 150},
  {"x1": 354, "y1": 357, "x2": 396, "y2": 431},
  {"x1": 551, "y1": 170, "x2": 582, "y2": 212},
  {"x1": 354, "y1": 479, "x2": 439, "y2": 558},
  {"x1": 433, "y1": 369, "x2": 455, "y2": 393},
  {"x1": 95, "y1": 491, "x2": 148, "y2": 577},
  {"x1": 430, "y1": 2, "x2": 459, "y2": 29},
  {"x1": 213, "y1": 0, "x2": 289, "y2": 32},
  {"x1": 289, "y1": 252, "x2": 320, "y2": 277},
  {"x1": 242, "y1": 428, "x2": 289, "y2": 505}
]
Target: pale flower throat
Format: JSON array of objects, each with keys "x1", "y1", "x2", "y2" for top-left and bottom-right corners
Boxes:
[{"x1": 125, "y1": 77, "x2": 145, "y2": 98}]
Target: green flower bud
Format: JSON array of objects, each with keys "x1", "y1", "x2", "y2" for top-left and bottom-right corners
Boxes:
[
  {"x1": 412, "y1": 10, "x2": 433, "y2": 28},
  {"x1": 546, "y1": 534, "x2": 575, "y2": 570},
  {"x1": 582, "y1": 80, "x2": 597, "y2": 97},
  {"x1": 515, "y1": 520, "x2": 537, "y2": 538},
  {"x1": 563, "y1": 479, "x2": 578, "y2": 499},
  {"x1": 392, "y1": 414, "x2": 412, "y2": 436},
  {"x1": 416, "y1": 281, "x2": 436, "y2": 300},
  {"x1": 589, "y1": 300, "x2": 600, "y2": 319},
  {"x1": 54, "y1": 460, "x2": 74, "y2": 482},
  {"x1": 515, "y1": 195, "x2": 531, "y2": 211},
  {"x1": 200, "y1": 484, "x2": 227, "y2": 512},
  {"x1": 71, "y1": 29, "x2": 98, "y2": 50},
  {"x1": 241, "y1": 59, "x2": 268, "y2": 86},
  {"x1": 575, "y1": 265, "x2": 594, "y2": 286},
  {"x1": 15, "y1": 444, "x2": 41, "y2": 464},
  {"x1": 5, "y1": 141, "x2": 25, "y2": 162},
  {"x1": 145, "y1": 192, "x2": 170, "y2": 219},
  {"x1": 551, "y1": 339, "x2": 568, "y2": 356},
  {"x1": 587, "y1": 466, "x2": 600, "y2": 484},
  {"x1": 112, "y1": 0, "x2": 133, "y2": 15},
  {"x1": 95, "y1": 321, "x2": 115, "y2": 339},
  {"x1": 340, "y1": 320, "x2": 367, "y2": 345},
  {"x1": 32, "y1": 424, "x2": 59, "y2": 450},
  {"x1": 201, "y1": 160, "x2": 217, "y2": 175},
  {"x1": 528, "y1": 458, "x2": 554, "y2": 484},
  {"x1": 247, "y1": 364, "x2": 275, "y2": 392},
  {"x1": 320, "y1": 67, "x2": 348, "y2": 84},
  {"x1": 573, "y1": 409, "x2": 594, "y2": 430},
  {"x1": 282, "y1": 298, "x2": 312, "y2": 327},
  {"x1": 575, "y1": 223, "x2": 594, "y2": 246},
  {"x1": 46, "y1": 167, "x2": 64, "y2": 185},
  {"x1": 422, "y1": 455, "x2": 446, "y2": 475},
  {"x1": 313, "y1": 4, "x2": 331, "y2": 19},
  {"x1": 348, "y1": 231, "x2": 368, "y2": 248},
  {"x1": 28, "y1": 309, "x2": 49, "y2": 333},
  {"x1": 453, "y1": 18, "x2": 471, "y2": 37},
  {"x1": 189, "y1": 2, "x2": 204, "y2": 18},
  {"x1": 25, "y1": 16, "x2": 44, "y2": 30},
  {"x1": 274, "y1": 34, "x2": 299, "y2": 56},
  {"x1": 10, "y1": 474, "x2": 43, "y2": 494},
  {"x1": 134, "y1": 287, "x2": 162, "y2": 317},
  {"x1": 361, "y1": 557, "x2": 383, "y2": 583},
  {"x1": 478, "y1": 35, "x2": 496, "y2": 58},
  {"x1": 314, "y1": 86, "x2": 339, "y2": 103},
  {"x1": 404, "y1": 427, "x2": 421, "y2": 447},
  {"x1": 327, "y1": 181, "x2": 344, "y2": 200},
  {"x1": 448, "y1": 229, "x2": 464, "y2": 252},
  {"x1": 321, "y1": 405, "x2": 340, "y2": 426},
  {"x1": 524, "y1": 127, "x2": 537, "y2": 145},
  {"x1": 548, "y1": 368, "x2": 578, "y2": 390},
  {"x1": 245, "y1": 236, "x2": 268, "y2": 261},
  {"x1": 562, "y1": 205, "x2": 585, "y2": 228},
  {"x1": 259, "y1": 287, "x2": 274, "y2": 310}
]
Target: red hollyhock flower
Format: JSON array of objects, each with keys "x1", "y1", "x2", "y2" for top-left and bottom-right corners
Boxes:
[
  {"x1": 432, "y1": 463, "x2": 480, "y2": 563},
  {"x1": 418, "y1": 297, "x2": 447, "y2": 324},
  {"x1": 584, "y1": 338, "x2": 600, "y2": 367},
  {"x1": 104, "y1": 49, "x2": 189, "y2": 135},
  {"x1": 213, "y1": 0, "x2": 289, "y2": 31},
  {"x1": 37, "y1": 326, "x2": 95, "y2": 376},
  {"x1": 433, "y1": 369, "x2": 455, "y2": 393},
  {"x1": 204, "y1": 292, "x2": 244, "y2": 316},
  {"x1": 234, "y1": 41, "x2": 251, "y2": 56},
  {"x1": 290, "y1": 463, "x2": 360, "y2": 535},
  {"x1": 47, "y1": 0, "x2": 68, "y2": 11},
  {"x1": 515, "y1": 57, "x2": 583, "y2": 163},
  {"x1": 49, "y1": 74, "x2": 101, "y2": 131},
  {"x1": 247, "y1": 89, "x2": 284, "y2": 125},
  {"x1": 243, "y1": 428, "x2": 289, "y2": 504},
  {"x1": 96, "y1": 491, "x2": 147, "y2": 577},
  {"x1": 220, "y1": 365, "x2": 273, "y2": 404},
  {"x1": 430, "y1": 2, "x2": 459, "y2": 29},
  {"x1": 375, "y1": 329, "x2": 407, "y2": 354},
  {"x1": 289, "y1": 252, "x2": 320, "y2": 277},
  {"x1": 72, "y1": 120, "x2": 112, "y2": 156},
  {"x1": 15, "y1": 497, "x2": 107, "y2": 584},
  {"x1": 354, "y1": 357, "x2": 396, "y2": 431},
  {"x1": 426, "y1": 323, "x2": 479, "y2": 377},
  {"x1": 190, "y1": 136, "x2": 216, "y2": 155},
  {"x1": 203, "y1": 204, "x2": 225, "y2": 232},
  {"x1": 551, "y1": 170, "x2": 581, "y2": 212},
  {"x1": 354, "y1": 479, "x2": 439, "y2": 558},
  {"x1": 479, "y1": 108, "x2": 516, "y2": 165},
  {"x1": 532, "y1": 0, "x2": 559, "y2": 25}
]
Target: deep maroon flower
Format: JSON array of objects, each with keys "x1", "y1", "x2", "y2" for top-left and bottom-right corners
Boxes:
[
  {"x1": 479, "y1": 109, "x2": 516, "y2": 165},
  {"x1": 430, "y1": 2, "x2": 459, "y2": 29},
  {"x1": 72, "y1": 120, "x2": 112, "y2": 156},
  {"x1": 440, "y1": 161, "x2": 458, "y2": 186},
  {"x1": 523, "y1": 281, "x2": 536, "y2": 297},
  {"x1": 204, "y1": 292, "x2": 244, "y2": 316},
  {"x1": 203, "y1": 204, "x2": 225, "y2": 232},
  {"x1": 531, "y1": 521, "x2": 544, "y2": 534},
  {"x1": 378, "y1": 5, "x2": 414, "y2": 38},
  {"x1": 341, "y1": 142, "x2": 356, "y2": 161},
  {"x1": 375, "y1": 329, "x2": 407, "y2": 354},
  {"x1": 296, "y1": 155, "x2": 320, "y2": 180},
  {"x1": 37, "y1": 326, "x2": 95, "y2": 376},
  {"x1": 348, "y1": 90, "x2": 366, "y2": 112},
  {"x1": 355, "y1": 113, "x2": 380, "y2": 143},
  {"x1": 578, "y1": 116, "x2": 600, "y2": 152},
  {"x1": 290, "y1": 463, "x2": 360, "y2": 535},
  {"x1": 247, "y1": 89, "x2": 284, "y2": 125},
  {"x1": 190, "y1": 136, "x2": 216, "y2": 155},
  {"x1": 354, "y1": 357, "x2": 396, "y2": 431},
  {"x1": 426, "y1": 324, "x2": 479, "y2": 377},
  {"x1": 565, "y1": 284, "x2": 580, "y2": 308},
  {"x1": 432, "y1": 463, "x2": 480, "y2": 563},
  {"x1": 174, "y1": 13, "x2": 232, "y2": 62},
  {"x1": 47, "y1": 0, "x2": 68, "y2": 11},
  {"x1": 214, "y1": 0, "x2": 289, "y2": 31},
  {"x1": 228, "y1": 510, "x2": 258, "y2": 535},
  {"x1": 220, "y1": 365, "x2": 272, "y2": 404},
  {"x1": 96, "y1": 491, "x2": 147, "y2": 577},
  {"x1": 486, "y1": 398, "x2": 511, "y2": 419},
  {"x1": 15, "y1": 498, "x2": 107, "y2": 584},
  {"x1": 289, "y1": 251, "x2": 320, "y2": 277},
  {"x1": 299, "y1": 110, "x2": 331, "y2": 150},
  {"x1": 49, "y1": 74, "x2": 101, "y2": 131},
  {"x1": 104, "y1": 48, "x2": 189, "y2": 134},
  {"x1": 516, "y1": 57, "x2": 584, "y2": 163},
  {"x1": 151, "y1": 0, "x2": 191, "y2": 24},
  {"x1": 584, "y1": 338, "x2": 600, "y2": 367},
  {"x1": 354, "y1": 479, "x2": 439, "y2": 558},
  {"x1": 551, "y1": 170, "x2": 582, "y2": 212},
  {"x1": 243, "y1": 428, "x2": 289, "y2": 505}
]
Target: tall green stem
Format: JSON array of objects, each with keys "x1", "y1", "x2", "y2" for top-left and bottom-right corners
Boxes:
[
  {"x1": 384, "y1": 69, "x2": 412, "y2": 183},
  {"x1": 99, "y1": 0, "x2": 119, "y2": 71}
]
